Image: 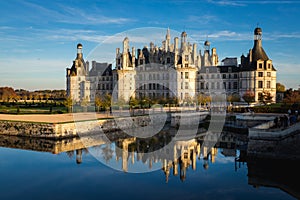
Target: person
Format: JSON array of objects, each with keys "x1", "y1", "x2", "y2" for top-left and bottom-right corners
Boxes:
[
  {"x1": 288, "y1": 109, "x2": 291, "y2": 115},
  {"x1": 274, "y1": 117, "x2": 278, "y2": 128},
  {"x1": 283, "y1": 115, "x2": 289, "y2": 127}
]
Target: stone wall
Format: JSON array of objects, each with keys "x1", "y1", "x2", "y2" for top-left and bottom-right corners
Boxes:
[
  {"x1": 0, "y1": 114, "x2": 169, "y2": 139},
  {"x1": 247, "y1": 122, "x2": 300, "y2": 160}
]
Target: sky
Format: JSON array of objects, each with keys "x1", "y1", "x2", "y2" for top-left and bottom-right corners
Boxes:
[{"x1": 1, "y1": 0, "x2": 300, "y2": 91}]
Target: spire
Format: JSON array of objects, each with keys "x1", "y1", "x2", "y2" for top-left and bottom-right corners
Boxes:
[{"x1": 166, "y1": 27, "x2": 170, "y2": 40}]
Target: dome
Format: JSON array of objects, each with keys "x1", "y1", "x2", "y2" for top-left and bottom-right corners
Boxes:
[
  {"x1": 77, "y1": 43, "x2": 83, "y2": 49},
  {"x1": 181, "y1": 31, "x2": 187, "y2": 37},
  {"x1": 204, "y1": 40, "x2": 210, "y2": 46},
  {"x1": 254, "y1": 27, "x2": 262, "y2": 35}
]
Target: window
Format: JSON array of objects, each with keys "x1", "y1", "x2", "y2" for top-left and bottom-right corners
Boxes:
[
  {"x1": 258, "y1": 81, "x2": 263, "y2": 88},
  {"x1": 234, "y1": 74, "x2": 238, "y2": 79},
  {"x1": 200, "y1": 82, "x2": 204, "y2": 89},
  {"x1": 267, "y1": 72, "x2": 271, "y2": 77},
  {"x1": 211, "y1": 82, "x2": 215, "y2": 89},
  {"x1": 259, "y1": 63, "x2": 263, "y2": 69},
  {"x1": 233, "y1": 82, "x2": 238, "y2": 89},
  {"x1": 185, "y1": 55, "x2": 189, "y2": 61},
  {"x1": 267, "y1": 81, "x2": 271, "y2": 88},
  {"x1": 211, "y1": 74, "x2": 215, "y2": 79},
  {"x1": 217, "y1": 82, "x2": 220, "y2": 89},
  {"x1": 223, "y1": 82, "x2": 226, "y2": 89},
  {"x1": 185, "y1": 72, "x2": 189, "y2": 79},
  {"x1": 228, "y1": 82, "x2": 231, "y2": 89},
  {"x1": 185, "y1": 82, "x2": 189, "y2": 89},
  {"x1": 181, "y1": 82, "x2": 183, "y2": 89},
  {"x1": 167, "y1": 57, "x2": 171, "y2": 64},
  {"x1": 228, "y1": 74, "x2": 231, "y2": 79},
  {"x1": 268, "y1": 63, "x2": 271, "y2": 69},
  {"x1": 181, "y1": 72, "x2": 183, "y2": 79},
  {"x1": 258, "y1": 72, "x2": 263, "y2": 77},
  {"x1": 185, "y1": 64, "x2": 188, "y2": 68},
  {"x1": 223, "y1": 74, "x2": 226, "y2": 79}
]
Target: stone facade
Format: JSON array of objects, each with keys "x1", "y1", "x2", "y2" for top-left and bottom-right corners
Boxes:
[{"x1": 66, "y1": 27, "x2": 276, "y2": 104}]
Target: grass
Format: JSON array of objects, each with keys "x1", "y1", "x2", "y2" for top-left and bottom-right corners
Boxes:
[{"x1": 0, "y1": 104, "x2": 67, "y2": 114}]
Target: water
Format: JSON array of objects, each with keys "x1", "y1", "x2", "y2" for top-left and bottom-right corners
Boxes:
[{"x1": 0, "y1": 133, "x2": 297, "y2": 200}]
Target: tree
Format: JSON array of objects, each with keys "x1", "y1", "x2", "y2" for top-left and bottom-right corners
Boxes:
[
  {"x1": 227, "y1": 93, "x2": 240, "y2": 103},
  {"x1": 129, "y1": 97, "x2": 139, "y2": 109},
  {"x1": 242, "y1": 90, "x2": 255, "y2": 105},
  {"x1": 80, "y1": 97, "x2": 89, "y2": 112},
  {"x1": 102, "y1": 93, "x2": 112, "y2": 115},
  {"x1": 64, "y1": 97, "x2": 73, "y2": 113},
  {"x1": 258, "y1": 91, "x2": 273, "y2": 105},
  {"x1": 276, "y1": 83, "x2": 286, "y2": 92},
  {"x1": 117, "y1": 96, "x2": 126, "y2": 109},
  {"x1": 0, "y1": 87, "x2": 17, "y2": 102},
  {"x1": 95, "y1": 96, "x2": 103, "y2": 112},
  {"x1": 283, "y1": 90, "x2": 300, "y2": 104}
]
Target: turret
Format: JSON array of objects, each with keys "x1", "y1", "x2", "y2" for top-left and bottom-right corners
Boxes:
[
  {"x1": 181, "y1": 31, "x2": 187, "y2": 51},
  {"x1": 77, "y1": 43, "x2": 83, "y2": 59},
  {"x1": 166, "y1": 28, "x2": 171, "y2": 51}
]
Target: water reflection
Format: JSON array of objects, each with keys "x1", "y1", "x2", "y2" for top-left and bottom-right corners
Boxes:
[{"x1": 0, "y1": 131, "x2": 299, "y2": 199}]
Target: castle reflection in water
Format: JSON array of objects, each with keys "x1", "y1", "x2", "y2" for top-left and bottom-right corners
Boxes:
[
  {"x1": 0, "y1": 130, "x2": 246, "y2": 182},
  {"x1": 0, "y1": 130, "x2": 299, "y2": 199}
]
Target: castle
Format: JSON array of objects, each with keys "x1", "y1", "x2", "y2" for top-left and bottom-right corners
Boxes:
[{"x1": 66, "y1": 27, "x2": 276, "y2": 104}]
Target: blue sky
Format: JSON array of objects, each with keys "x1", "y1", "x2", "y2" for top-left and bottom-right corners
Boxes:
[{"x1": 1, "y1": 0, "x2": 300, "y2": 90}]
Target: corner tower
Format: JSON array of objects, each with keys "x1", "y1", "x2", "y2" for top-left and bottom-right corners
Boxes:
[{"x1": 240, "y1": 27, "x2": 276, "y2": 103}]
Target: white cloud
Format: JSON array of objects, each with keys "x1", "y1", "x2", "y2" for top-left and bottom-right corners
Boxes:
[
  {"x1": 206, "y1": 0, "x2": 246, "y2": 6},
  {"x1": 206, "y1": 0, "x2": 299, "y2": 6}
]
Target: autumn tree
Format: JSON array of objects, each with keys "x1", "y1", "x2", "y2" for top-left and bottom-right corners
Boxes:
[
  {"x1": 283, "y1": 89, "x2": 300, "y2": 104},
  {"x1": 258, "y1": 91, "x2": 273, "y2": 105},
  {"x1": 129, "y1": 97, "x2": 139, "y2": 108},
  {"x1": 227, "y1": 93, "x2": 241, "y2": 103},
  {"x1": 102, "y1": 93, "x2": 112, "y2": 115},
  {"x1": 242, "y1": 90, "x2": 255, "y2": 105},
  {"x1": 64, "y1": 97, "x2": 73, "y2": 113},
  {"x1": 80, "y1": 97, "x2": 89, "y2": 112},
  {"x1": 0, "y1": 87, "x2": 17, "y2": 102},
  {"x1": 94, "y1": 96, "x2": 103, "y2": 112},
  {"x1": 276, "y1": 83, "x2": 286, "y2": 92}
]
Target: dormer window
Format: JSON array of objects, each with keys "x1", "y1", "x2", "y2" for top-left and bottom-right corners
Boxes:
[
  {"x1": 259, "y1": 63, "x2": 263, "y2": 69},
  {"x1": 185, "y1": 55, "x2": 189, "y2": 61}
]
